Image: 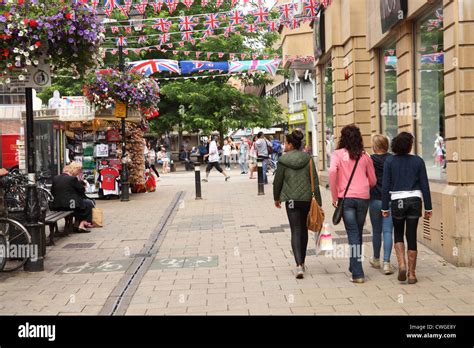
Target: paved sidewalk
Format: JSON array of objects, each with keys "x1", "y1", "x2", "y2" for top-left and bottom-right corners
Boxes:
[
  {"x1": 127, "y1": 169, "x2": 473, "y2": 315},
  {"x1": 0, "y1": 169, "x2": 472, "y2": 315}
]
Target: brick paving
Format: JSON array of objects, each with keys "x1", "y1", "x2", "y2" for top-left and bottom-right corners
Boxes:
[{"x1": 0, "y1": 168, "x2": 472, "y2": 315}]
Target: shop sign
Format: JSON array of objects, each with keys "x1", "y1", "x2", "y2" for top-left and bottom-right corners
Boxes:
[
  {"x1": 114, "y1": 101, "x2": 127, "y2": 118},
  {"x1": 289, "y1": 113, "x2": 305, "y2": 123},
  {"x1": 380, "y1": 0, "x2": 408, "y2": 33}
]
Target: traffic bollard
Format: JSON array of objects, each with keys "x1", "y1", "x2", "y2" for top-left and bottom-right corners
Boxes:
[
  {"x1": 195, "y1": 163, "x2": 202, "y2": 200},
  {"x1": 257, "y1": 158, "x2": 265, "y2": 196}
]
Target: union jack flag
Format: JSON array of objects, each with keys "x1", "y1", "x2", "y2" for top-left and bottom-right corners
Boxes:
[
  {"x1": 246, "y1": 24, "x2": 257, "y2": 33},
  {"x1": 204, "y1": 13, "x2": 220, "y2": 30},
  {"x1": 116, "y1": 36, "x2": 128, "y2": 47},
  {"x1": 135, "y1": 1, "x2": 148, "y2": 14},
  {"x1": 267, "y1": 20, "x2": 279, "y2": 32},
  {"x1": 181, "y1": 31, "x2": 193, "y2": 41},
  {"x1": 138, "y1": 35, "x2": 148, "y2": 44},
  {"x1": 151, "y1": 0, "x2": 164, "y2": 12},
  {"x1": 303, "y1": 0, "x2": 318, "y2": 17},
  {"x1": 201, "y1": 0, "x2": 208, "y2": 6},
  {"x1": 111, "y1": 26, "x2": 120, "y2": 33},
  {"x1": 287, "y1": 18, "x2": 300, "y2": 29},
  {"x1": 129, "y1": 59, "x2": 181, "y2": 75},
  {"x1": 225, "y1": 25, "x2": 236, "y2": 34},
  {"x1": 152, "y1": 18, "x2": 172, "y2": 32},
  {"x1": 124, "y1": 0, "x2": 133, "y2": 10},
  {"x1": 90, "y1": 0, "x2": 99, "y2": 9},
  {"x1": 229, "y1": 10, "x2": 244, "y2": 26},
  {"x1": 160, "y1": 33, "x2": 170, "y2": 43},
  {"x1": 240, "y1": 53, "x2": 246, "y2": 60},
  {"x1": 182, "y1": 0, "x2": 194, "y2": 8},
  {"x1": 165, "y1": 0, "x2": 177, "y2": 13},
  {"x1": 179, "y1": 16, "x2": 197, "y2": 31},
  {"x1": 118, "y1": 5, "x2": 130, "y2": 17},
  {"x1": 202, "y1": 28, "x2": 214, "y2": 38},
  {"x1": 216, "y1": 0, "x2": 223, "y2": 8},
  {"x1": 105, "y1": 0, "x2": 119, "y2": 11},
  {"x1": 125, "y1": 26, "x2": 132, "y2": 34},
  {"x1": 253, "y1": 7, "x2": 269, "y2": 23},
  {"x1": 231, "y1": 0, "x2": 238, "y2": 7},
  {"x1": 195, "y1": 52, "x2": 201, "y2": 58},
  {"x1": 279, "y1": 3, "x2": 294, "y2": 20}
]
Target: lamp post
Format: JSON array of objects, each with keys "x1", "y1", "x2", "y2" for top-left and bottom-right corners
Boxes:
[
  {"x1": 117, "y1": 44, "x2": 130, "y2": 202},
  {"x1": 116, "y1": 10, "x2": 145, "y2": 202}
]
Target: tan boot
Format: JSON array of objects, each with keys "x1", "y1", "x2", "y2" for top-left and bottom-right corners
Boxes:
[
  {"x1": 394, "y1": 242, "x2": 407, "y2": 282},
  {"x1": 407, "y1": 250, "x2": 418, "y2": 284}
]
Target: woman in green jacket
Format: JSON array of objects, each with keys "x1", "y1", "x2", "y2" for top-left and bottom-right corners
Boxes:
[{"x1": 273, "y1": 130, "x2": 322, "y2": 279}]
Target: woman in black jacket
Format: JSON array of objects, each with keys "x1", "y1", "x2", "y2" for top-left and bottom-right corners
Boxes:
[
  {"x1": 52, "y1": 162, "x2": 94, "y2": 233},
  {"x1": 382, "y1": 132, "x2": 432, "y2": 284}
]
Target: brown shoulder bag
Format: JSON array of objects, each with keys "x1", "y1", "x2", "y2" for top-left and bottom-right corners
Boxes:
[{"x1": 307, "y1": 158, "x2": 325, "y2": 233}]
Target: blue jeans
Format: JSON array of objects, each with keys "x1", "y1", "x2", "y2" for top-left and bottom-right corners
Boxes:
[
  {"x1": 369, "y1": 199, "x2": 393, "y2": 262},
  {"x1": 342, "y1": 198, "x2": 369, "y2": 279},
  {"x1": 239, "y1": 153, "x2": 248, "y2": 173},
  {"x1": 259, "y1": 157, "x2": 268, "y2": 184}
]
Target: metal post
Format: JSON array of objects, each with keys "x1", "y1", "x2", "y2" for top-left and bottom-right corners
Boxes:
[
  {"x1": 257, "y1": 158, "x2": 264, "y2": 196},
  {"x1": 23, "y1": 87, "x2": 44, "y2": 272},
  {"x1": 118, "y1": 45, "x2": 130, "y2": 202},
  {"x1": 194, "y1": 163, "x2": 202, "y2": 200}
]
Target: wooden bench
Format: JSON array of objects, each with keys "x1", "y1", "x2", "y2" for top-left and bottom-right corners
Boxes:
[{"x1": 45, "y1": 211, "x2": 74, "y2": 246}]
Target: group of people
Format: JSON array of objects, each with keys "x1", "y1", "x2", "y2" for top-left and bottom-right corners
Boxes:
[
  {"x1": 200, "y1": 132, "x2": 284, "y2": 184},
  {"x1": 274, "y1": 125, "x2": 432, "y2": 284}
]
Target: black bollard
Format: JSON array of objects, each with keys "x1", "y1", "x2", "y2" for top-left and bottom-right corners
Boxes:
[
  {"x1": 257, "y1": 158, "x2": 264, "y2": 196},
  {"x1": 195, "y1": 163, "x2": 202, "y2": 200}
]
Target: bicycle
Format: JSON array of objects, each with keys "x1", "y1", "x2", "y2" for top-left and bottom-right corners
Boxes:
[{"x1": 0, "y1": 215, "x2": 32, "y2": 272}]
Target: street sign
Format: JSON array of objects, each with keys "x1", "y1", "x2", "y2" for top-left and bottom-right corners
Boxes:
[
  {"x1": 8, "y1": 61, "x2": 51, "y2": 89},
  {"x1": 114, "y1": 101, "x2": 127, "y2": 118}
]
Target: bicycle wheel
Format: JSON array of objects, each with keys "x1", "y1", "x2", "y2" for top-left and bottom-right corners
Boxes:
[
  {"x1": 0, "y1": 233, "x2": 6, "y2": 271},
  {"x1": 0, "y1": 218, "x2": 32, "y2": 272}
]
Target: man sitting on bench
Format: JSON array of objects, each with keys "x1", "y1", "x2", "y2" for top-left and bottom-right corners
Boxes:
[{"x1": 51, "y1": 162, "x2": 94, "y2": 233}]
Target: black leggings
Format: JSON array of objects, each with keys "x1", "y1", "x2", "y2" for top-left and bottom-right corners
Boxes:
[
  {"x1": 285, "y1": 201, "x2": 311, "y2": 266},
  {"x1": 393, "y1": 218, "x2": 419, "y2": 251},
  {"x1": 391, "y1": 197, "x2": 422, "y2": 251}
]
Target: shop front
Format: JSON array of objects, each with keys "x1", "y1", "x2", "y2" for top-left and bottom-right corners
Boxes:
[
  {"x1": 287, "y1": 103, "x2": 314, "y2": 152},
  {"x1": 313, "y1": 0, "x2": 474, "y2": 266}
]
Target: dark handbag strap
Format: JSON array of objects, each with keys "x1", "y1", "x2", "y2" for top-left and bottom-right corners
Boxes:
[{"x1": 342, "y1": 156, "x2": 361, "y2": 199}]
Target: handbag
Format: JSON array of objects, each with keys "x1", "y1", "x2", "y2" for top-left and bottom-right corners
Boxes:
[
  {"x1": 307, "y1": 158, "x2": 325, "y2": 233},
  {"x1": 316, "y1": 224, "x2": 334, "y2": 252},
  {"x1": 332, "y1": 156, "x2": 360, "y2": 225},
  {"x1": 92, "y1": 200, "x2": 103, "y2": 228}
]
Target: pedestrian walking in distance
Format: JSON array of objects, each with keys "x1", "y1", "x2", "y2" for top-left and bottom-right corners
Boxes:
[
  {"x1": 382, "y1": 132, "x2": 432, "y2": 284},
  {"x1": 202, "y1": 135, "x2": 230, "y2": 182},
  {"x1": 239, "y1": 137, "x2": 249, "y2": 174},
  {"x1": 273, "y1": 130, "x2": 322, "y2": 279},
  {"x1": 255, "y1": 132, "x2": 272, "y2": 185},
  {"x1": 329, "y1": 124, "x2": 376, "y2": 284},
  {"x1": 223, "y1": 140, "x2": 231, "y2": 171},
  {"x1": 368, "y1": 135, "x2": 393, "y2": 274}
]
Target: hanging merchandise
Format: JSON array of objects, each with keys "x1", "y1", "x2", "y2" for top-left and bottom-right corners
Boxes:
[
  {"x1": 98, "y1": 166, "x2": 121, "y2": 197},
  {"x1": 128, "y1": 59, "x2": 181, "y2": 75},
  {"x1": 180, "y1": 60, "x2": 229, "y2": 74},
  {"x1": 94, "y1": 143, "x2": 110, "y2": 158},
  {"x1": 229, "y1": 59, "x2": 281, "y2": 76},
  {"x1": 126, "y1": 123, "x2": 146, "y2": 193}
]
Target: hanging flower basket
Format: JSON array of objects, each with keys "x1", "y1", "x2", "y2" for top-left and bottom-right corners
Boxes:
[
  {"x1": 82, "y1": 69, "x2": 161, "y2": 119},
  {"x1": 0, "y1": 0, "x2": 104, "y2": 83}
]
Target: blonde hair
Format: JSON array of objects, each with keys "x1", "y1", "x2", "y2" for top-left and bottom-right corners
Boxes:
[
  {"x1": 63, "y1": 162, "x2": 82, "y2": 177},
  {"x1": 372, "y1": 134, "x2": 389, "y2": 153}
]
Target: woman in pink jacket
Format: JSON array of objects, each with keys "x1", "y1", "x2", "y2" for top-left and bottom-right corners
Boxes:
[{"x1": 329, "y1": 125, "x2": 377, "y2": 283}]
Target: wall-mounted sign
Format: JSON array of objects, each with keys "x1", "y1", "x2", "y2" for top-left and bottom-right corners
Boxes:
[
  {"x1": 289, "y1": 113, "x2": 305, "y2": 123},
  {"x1": 8, "y1": 55, "x2": 51, "y2": 89},
  {"x1": 380, "y1": 0, "x2": 408, "y2": 33}
]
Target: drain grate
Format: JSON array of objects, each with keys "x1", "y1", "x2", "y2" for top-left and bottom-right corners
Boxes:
[
  {"x1": 63, "y1": 243, "x2": 95, "y2": 249},
  {"x1": 240, "y1": 224, "x2": 256, "y2": 228},
  {"x1": 131, "y1": 253, "x2": 153, "y2": 258}
]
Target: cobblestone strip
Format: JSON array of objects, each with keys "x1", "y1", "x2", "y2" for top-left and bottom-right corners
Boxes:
[{"x1": 99, "y1": 191, "x2": 185, "y2": 315}]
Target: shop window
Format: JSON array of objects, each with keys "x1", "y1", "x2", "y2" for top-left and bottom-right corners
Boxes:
[
  {"x1": 323, "y1": 62, "x2": 334, "y2": 170},
  {"x1": 379, "y1": 41, "x2": 398, "y2": 140},
  {"x1": 415, "y1": 5, "x2": 445, "y2": 180}
]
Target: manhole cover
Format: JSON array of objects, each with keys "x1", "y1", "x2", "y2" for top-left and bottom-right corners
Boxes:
[{"x1": 63, "y1": 243, "x2": 95, "y2": 249}]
